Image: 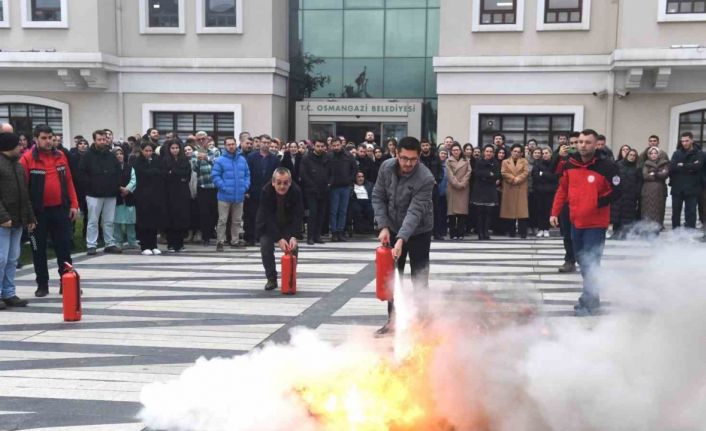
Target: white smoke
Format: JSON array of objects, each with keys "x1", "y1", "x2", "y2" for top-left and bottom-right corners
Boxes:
[{"x1": 140, "y1": 238, "x2": 706, "y2": 431}]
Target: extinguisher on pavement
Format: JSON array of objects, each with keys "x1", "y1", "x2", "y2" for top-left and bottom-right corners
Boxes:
[
  {"x1": 376, "y1": 245, "x2": 394, "y2": 301},
  {"x1": 61, "y1": 263, "x2": 82, "y2": 322},
  {"x1": 281, "y1": 250, "x2": 297, "y2": 295}
]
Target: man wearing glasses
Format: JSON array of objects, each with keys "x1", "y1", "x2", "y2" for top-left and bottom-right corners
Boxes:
[
  {"x1": 256, "y1": 167, "x2": 303, "y2": 291},
  {"x1": 372, "y1": 136, "x2": 435, "y2": 335}
]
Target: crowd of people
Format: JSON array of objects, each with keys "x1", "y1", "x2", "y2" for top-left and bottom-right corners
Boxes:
[{"x1": 0, "y1": 120, "x2": 702, "y2": 310}]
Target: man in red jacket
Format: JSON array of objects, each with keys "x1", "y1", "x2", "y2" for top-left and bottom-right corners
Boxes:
[
  {"x1": 550, "y1": 129, "x2": 621, "y2": 316},
  {"x1": 20, "y1": 124, "x2": 79, "y2": 297}
]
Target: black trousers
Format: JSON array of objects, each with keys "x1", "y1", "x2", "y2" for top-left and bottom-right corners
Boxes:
[
  {"x1": 534, "y1": 191, "x2": 554, "y2": 231},
  {"x1": 166, "y1": 228, "x2": 186, "y2": 250},
  {"x1": 528, "y1": 192, "x2": 537, "y2": 229},
  {"x1": 433, "y1": 195, "x2": 448, "y2": 238},
  {"x1": 197, "y1": 188, "x2": 218, "y2": 241},
  {"x1": 475, "y1": 205, "x2": 493, "y2": 237},
  {"x1": 448, "y1": 215, "x2": 466, "y2": 238},
  {"x1": 137, "y1": 227, "x2": 158, "y2": 251},
  {"x1": 672, "y1": 192, "x2": 698, "y2": 229},
  {"x1": 387, "y1": 231, "x2": 432, "y2": 317},
  {"x1": 349, "y1": 199, "x2": 374, "y2": 233},
  {"x1": 306, "y1": 194, "x2": 327, "y2": 241},
  {"x1": 31, "y1": 206, "x2": 72, "y2": 289},
  {"x1": 244, "y1": 197, "x2": 260, "y2": 243},
  {"x1": 506, "y1": 218, "x2": 528, "y2": 237},
  {"x1": 260, "y1": 233, "x2": 298, "y2": 281},
  {"x1": 559, "y1": 204, "x2": 575, "y2": 264}
]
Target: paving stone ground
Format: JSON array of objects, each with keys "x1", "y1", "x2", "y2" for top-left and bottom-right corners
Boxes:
[{"x1": 0, "y1": 231, "x2": 670, "y2": 430}]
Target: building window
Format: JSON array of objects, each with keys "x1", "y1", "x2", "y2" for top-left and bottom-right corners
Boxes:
[
  {"x1": 21, "y1": 0, "x2": 68, "y2": 28},
  {"x1": 472, "y1": 0, "x2": 524, "y2": 32},
  {"x1": 544, "y1": 0, "x2": 582, "y2": 23},
  {"x1": 478, "y1": 114, "x2": 574, "y2": 149},
  {"x1": 139, "y1": 0, "x2": 185, "y2": 34},
  {"x1": 0, "y1": 103, "x2": 64, "y2": 138},
  {"x1": 196, "y1": 0, "x2": 243, "y2": 33},
  {"x1": 667, "y1": 0, "x2": 706, "y2": 13},
  {"x1": 480, "y1": 0, "x2": 516, "y2": 24},
  {"x1": 152, "y1": 112, "x2": 235, "y2": 146},
  {"x1": 679, "y1": 109, "x2": 705, "y2": 148},
  {"x1": 0, "y1": 0, "x2": 9, "y2": 28}
]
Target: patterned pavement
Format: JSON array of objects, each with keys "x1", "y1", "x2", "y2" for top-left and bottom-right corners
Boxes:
[{"x1": 0, "y1": 233, "x2": 653, "y2": 430}]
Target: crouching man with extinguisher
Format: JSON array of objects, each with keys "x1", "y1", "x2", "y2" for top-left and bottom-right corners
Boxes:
[
  {"x1": 372, "y1": 137, "x2": 435, "y2": 336},
  {"x1": 256, "y1": 167, "x2": 304, "y2": 291}
]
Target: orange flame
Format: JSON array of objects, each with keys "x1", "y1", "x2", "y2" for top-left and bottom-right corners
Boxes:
[{"x1": 295, "y1": 335, "x2": 452, "y2": 431}]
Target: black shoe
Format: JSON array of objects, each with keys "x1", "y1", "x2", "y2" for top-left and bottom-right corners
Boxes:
[
  {"x1": 16, "y1": 262, "x2": 23, "y2": 269},
  {"x1": 3, "y1": 296, "x2": 28, "y2": 307},
  {"x1": 87, "y1": 247, "x2": 97, "y2": 256},
  {"x1": 315, "y1": 238, "x2": 325, "y2": 244},
  {"x1": 0, "y1": 301, "x2": 5, "y2": 310},
  {"x1": 264, "y1": 279, "x2": 278, "y2": 291},
  {"x1": 558, "y1": 262, "x2": 577, "y2": 273},
  {"x1": 216, "y1": 242, "x2": 224, "y2": 252},
  {"x1": 331, "y1": 233, "x2": 340, "y2": 243},
  {"x1": 307, "y1": 239, "x2": 315, "y2": 245},
  {"x1": 34, "y1": 288, "x2": 48, "y2": 298},
  {"x1": 246, "y1": 240, "x2": 256, "y2": 247},
  {"x1": 374, "y1": 320, "x2": 395, "y2": 337},
  {"x1": 104, "y1": 246, "x2": 123, "y2": 254},
  {"x1": 337, "y1": 232, "x2": 347, "y2": 242},
  {"x1": 201, "y1": 239, "x2": 210, "y2": 246}
]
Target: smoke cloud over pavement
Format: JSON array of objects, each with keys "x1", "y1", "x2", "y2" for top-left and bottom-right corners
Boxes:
[{"x1": 140, "y1": 239, "x2": 706, "y2": 431}]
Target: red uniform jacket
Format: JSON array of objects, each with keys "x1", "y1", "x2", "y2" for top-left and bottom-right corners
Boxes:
[
  {"x1": 20, "y1": 147, "x2": 79, "y2": 212},
  {"x1": 551, "y1": 153, "x2": 621, "y2": 229}
]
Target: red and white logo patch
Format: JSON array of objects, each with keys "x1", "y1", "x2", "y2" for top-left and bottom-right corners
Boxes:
[{"x1": 587, "y1": 175, "x2": 595, "y2": 183}]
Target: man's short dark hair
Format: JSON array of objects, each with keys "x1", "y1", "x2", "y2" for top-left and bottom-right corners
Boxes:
[
  {"x1": 104, "y1": 128, "x2": 113, "y2": 134},
  {"x1": 332, "y1": 137, "x2": 342, "y2": 144},
  {"x1": 260, "y1": 134, "x2": 272, "y2": 141},
  {"x1": 223, "y1": 136, "x2": 236, "y2": 144},
  {"x1": 569, "y1": 131, "x2": 581, "y2": 139},
  {"x1": 649, "y1": 135, "x2": 660, "y2": 141},
  {"x1": 398, "y1": 136, "x2": 421, "y2": 155},
  {"x1": 238, "y1": 131, "x2": 250, "y2": 141},
  {"x1": 33, "y1": 124, "x2": 53, "y2": 138},
  {"x1": 420, "y1": 137, "x2": 430, "y2": 145},
  {"x1": 314, "y1": 139, "x2": 325, "y2": 145},
  {"x1": 557, "y1": 132, "x2": 569, "y2": 139},
  {"x1": 74, "y1": 135, "x2": 84, "y2": 140},
  {"x1": 510, "y1": 143, "x2": 524, "y2": 152},
  {"x1": 493, "y1": 133, "x2": 505, "y2": 141},
  {"x1": 92, "y1": 129, "x2": 106, "y2": 141},
  {"x1": 596, "y1": 134, "x2": 606, "y2": 142},
  {"x1": 580, "y1": 129, "x2": 599, "y2": 139},
  {"x1": 681, "y1": 132, "x2": 694, "y2": 139}
]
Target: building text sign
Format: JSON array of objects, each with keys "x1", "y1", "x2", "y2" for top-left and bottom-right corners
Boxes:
[{"x1": 298, "y1": 100, "x2": 420, "y2": 116}]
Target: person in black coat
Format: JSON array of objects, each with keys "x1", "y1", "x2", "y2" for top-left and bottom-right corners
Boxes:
[
  {"x1": 133, "y1": 142, "x2": 168, "y2": 255},
  {"x1": 68, "y1": 139, "x2": 89, "y2": 238},
  {"x1": 300, "y1": 140, "x2": 329, "y2": 244},
  {"x1": 256, "y1": 167, "x2": 304, "y2": 290},
  {"x1": 531, "y1": 149, "x2": 558, "y2": 237},
  {"x1": 280, "y1": 142, "x2": 302, "y2": 185},
  {"x1": 162, "y1": 140, "x2": 192, "y2": 252},
  {"x1": 326, "y1": 137, "x2": 358, "y2": 242},
  {"x1": 348, "y1": 171, "x2": 375, "y2": 235},
  {"x1": 471, "y1": 145, "x2": 501, "y2": 240},
  {"x1": 608, "y1": 148, "x2": 641, "y2": 239},
  {"x1": 670, "y1": 132, "x2": 703, "y2": 229},
  {"x1": 355, "y1": 145, "x2": 376, "y2": 183}
]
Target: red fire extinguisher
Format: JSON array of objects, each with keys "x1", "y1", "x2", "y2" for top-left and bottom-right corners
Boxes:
[
  {"x1": 61, "y1": 263, "x2": 82, "y2": 322},
  {"x1": 376, "y1": 245, "x2": 394, "y2": 301},
  {"x1": 281, "y1": 250, "x2": 297, "y2": 295}
]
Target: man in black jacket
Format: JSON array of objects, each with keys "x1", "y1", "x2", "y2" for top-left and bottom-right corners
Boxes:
[
  {"x1": 300, "y1": 140, "x2": 328, "y2": 245},
  {"x1": 79, "y1": 130, "x2": 122, "y2": 255},
  {"x1": 670, "y1": 132, "x2": 703, "y2": 229},
  {"x1": 256, "y1": 167, "x2": 304, "y2": 291},
  {"x1": 280, "y1": 141, "x2": 302, "y2": 185},
  {"x1": 420, "y1": 139, "x2": 443, "y2": 240},
  {"x1": 327, "y1": 137, "x2": 358, "y2": 242},
  {"x1": 356, "y1": 145, "x2": 375, "y2": 182}
]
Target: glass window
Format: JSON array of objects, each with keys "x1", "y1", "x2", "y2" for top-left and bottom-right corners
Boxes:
[
  {"x1": 303, "y1": 10, "x2": 343, "y2": 57},
  {"x1": 679, "y1": 109, "x2": 706, "y2": 148},
  {"x1": 148, "y1": 0, "x2": 179, "y2": 27},
  {"x1": 0, "y1": 2, "x2": 4, "y2": 21},
  {"x1": 386, "y1": 0, "x2": 427, "y2": 7},
  {"x1": 385, "y1": 9, "x2": 426, "y2": 57},
  {"x1": 527, "y1": 116, "x2": 550, "y2": 130},
  {"x1": 382, "y1": 123, "x2": 408, "y2": 142},
  {"x1": 153, "y1": 112, "x2": 235, "y2": 146},
  {"x1": 481, "y1": 0, "x2": 516, "y2": 25},
  {"x1": 0, "y1": 103, "x2": 64, "y2": 137},
  {"x1": 545, "y1": 0, "x2": 582, "y2": 23},
  {"x1": 303, "y1": 0, "x2": 343, "y2": 8},
  {"x1": 667, "y1": 0, "x2": 706, "y2": 13},
  {"x1": 343, "y1": 58, "x2": 383, "y2": 97},
  {"x1": 310, "y1": 58, "x2": 343, "y2": 97},
  {"x1": 344, "y1": 0, "x2": 384, "y2": 8},
  {"x1": 424, "y1": 57, "x2": 436, "y2": 98},
  {"x1": 428, "y1": 0, "x2": 440, "y2": 6},
  {"x1": 309, "y1": 123, "x2": 335, "y2": 142},
  {"x1": 344, "y1": 10, "x2": 384, "y2": 57},
  {"x1": 479, "y1": 114, "x2": 574, "y2": 150},
  {"x1": 426, "y1": 8, "x2": 439, "y2": 57},
  {"x1": 31, "y1": 0, "x2": 61, "y2": 21},
  {"x1": 383, "y1": 58, "x2": 425, "y2": 98},
  {"x1": 205, "y1": 0, "x2": 237, "y2": 27}
]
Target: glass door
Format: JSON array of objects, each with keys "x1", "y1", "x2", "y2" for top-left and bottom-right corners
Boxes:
[
  {"x1": 382, "y1": 123, "x2": 407, "y2": 143},
  {"x1": 309, "y1": 122, "x2": 335, "y2": 143}
]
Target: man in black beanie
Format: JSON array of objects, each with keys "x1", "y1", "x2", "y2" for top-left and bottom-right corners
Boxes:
[
  {"x1": 0, "y1": 133, "x2": 36, "y2": 309},
  {"x1": 372, "y1": 136, "x2": 435, "y2": 335}
]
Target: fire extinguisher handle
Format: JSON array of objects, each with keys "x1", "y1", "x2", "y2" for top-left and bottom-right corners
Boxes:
[{"x1": 63, "y1": 262, "x2": 73, "y2": 272}]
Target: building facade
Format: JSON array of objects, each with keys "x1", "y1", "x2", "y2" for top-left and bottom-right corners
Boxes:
[
  {"x1": 1, "y1": 0, "x2": 705, "y2": 156},
  {"x1": 435, "y1": 0, "x2": 706, "y2": 155}
]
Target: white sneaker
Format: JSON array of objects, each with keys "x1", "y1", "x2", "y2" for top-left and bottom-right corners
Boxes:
[
  {"x1": 544, "y1": 230, "x2": 550, "y2": 238},
  {"x1": 141, "y1": 249, "x2": 153, "y2": 256},
  {"x1": 536, "y1": 230, "x2": 543, "y2": 238},
  {"x1": 152, "y1": 248, "x2": 162, "y2": 255}
]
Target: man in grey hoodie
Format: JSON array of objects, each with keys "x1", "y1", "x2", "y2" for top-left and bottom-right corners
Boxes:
[{"x1": 372, "y1": 136, "x2": 435, "y2": 335}]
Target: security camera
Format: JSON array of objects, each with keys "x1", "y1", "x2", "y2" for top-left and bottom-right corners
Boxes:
[
  {"x1": 592, "y1": 90, "x2": 608, "y2": 99},
  {"x1": 616, "y1": 90, "x2": 631, "y2": 99}
]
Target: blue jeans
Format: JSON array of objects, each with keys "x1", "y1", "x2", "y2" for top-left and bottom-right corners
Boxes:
[
  {"x1": 329, "y1": 186, "x2": 351, "y2": 233},
  {"x1": 571, "y1": 225, "x2": 606, "y2": 309},
  {"x1": 0, "y1": 227, "x2": 23, "y2": 299}
]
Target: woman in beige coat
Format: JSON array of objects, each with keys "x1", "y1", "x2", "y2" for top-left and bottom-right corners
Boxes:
[
  {"x1": 501, "y1": 144, "x2": 529, "y2": 238},
  {"x1": 446, "y1": 142, "x2": 472, "y2": 240}
]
